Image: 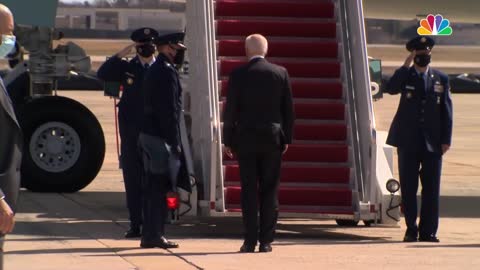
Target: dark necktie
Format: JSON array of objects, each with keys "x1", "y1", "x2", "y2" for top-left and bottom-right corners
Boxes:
[
  {"x1": 144, "y1": 63, "x2": 149, "y2": 69},
  {"x1": 420, "y1": 72, "x2": 427, "y2": 91}
]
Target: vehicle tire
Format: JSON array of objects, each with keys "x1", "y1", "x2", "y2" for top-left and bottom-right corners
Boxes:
[
  {"x1": 18, "y1": 96, "x2": 105, "y2": 192},
  {"x1": 335, "y1": 219, "x2": 359, "y2": 227}
]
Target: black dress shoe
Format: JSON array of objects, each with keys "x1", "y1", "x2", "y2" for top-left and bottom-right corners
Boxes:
[
  {"x1": 419, "y1": 235, "x2": 440, "y2": 242},
  {"x1": 259, "y1": 243, "x2": 272, "y2": 253},
  {"x1": 124, "y1": 227, "x2": 141, "y2": 238},
  {"x1": 239, "y1": 244, "x2": 255, "y2": 253},
  {"x1": 403, "y1": 231, "x2": 418, "y2": 242},
  {"x1": 140, "y1": 237, "x2": 179, "y2": 249}
]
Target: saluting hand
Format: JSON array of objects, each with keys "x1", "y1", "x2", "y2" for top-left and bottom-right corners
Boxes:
[
  {"x1": 116, "y1": 43, "x2": 136, "y2": 59},
  {"x1": 403, "y1": 50, "x2": 416, "y2": 68},
  {"x1": 0, "y1": 199, "x2": 14, "y2": 234}
]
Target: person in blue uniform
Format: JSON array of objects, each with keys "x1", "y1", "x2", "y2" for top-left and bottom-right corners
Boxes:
[
  {"x1": 385, "y1": 36, "x2": 453, "y2": 242},
  {"x1": 97, "y1": 27, "x2": 159, "y2": 238},
  {"x1": 138, "y1": 32, "x2": 188, "y2": 249}
]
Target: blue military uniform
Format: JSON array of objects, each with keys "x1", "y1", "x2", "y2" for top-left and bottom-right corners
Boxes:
[
  {"x1": 97, "y1": 27, "x2": 159, "y2": 236},
  {"x1": 139, "y1": 32, "x2": 190, "y2": 248},
  {"x1": 385, "y1": 36, "x2": 453, "y2": 242}
]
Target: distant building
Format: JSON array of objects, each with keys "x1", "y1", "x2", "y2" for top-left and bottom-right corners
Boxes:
[{"x1": 56, "y1": 6, "x2": 185, "y2": 31}]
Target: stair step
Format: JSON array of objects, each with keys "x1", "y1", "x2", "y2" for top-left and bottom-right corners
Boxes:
[
  {"x1": 219, "y1": 122, "x2": 346, "y2": 141},
  {"x1": 295, "y1": 102, "x2": 345, "y2": 120},
  {"x1": 215, "y1": 0, "x2": 335, "y2": 19},
  {"x1": 223, "y1": 144, "x2": 349, "y2": 163},
  {"x1": 225, "y1": 186, "x2": 352, "y2": 206},
  {"x1": 223, "y1": 160, "x2": 350, "y2": 167},
  {"x1": 224, "y1": 165, "x2": 350, "y2": 184},
  {"x1": 219, "y1": 59, "x2": 340, "y2": 78},
  {"x1": 218, "y1": 39, "x2": 338, "y2": 58},
  {"x1": 217, "y1": 36, "x2": 339, "y2": 43},
  {"x1": 216, "y1": 19, "x2": 337, "y2": 38},
  {"x1": 226, "y1": 207, "x2": 354, "y2": 216},
  {"x1": 219, "y1": 101, "x2": 345, "y2": 121},
  {"x1": 220, "y1": 79, "x2": 343, "y2": 99},
  {"x1": 295, "y1": 122, "x2": 347, "y2": 141}
]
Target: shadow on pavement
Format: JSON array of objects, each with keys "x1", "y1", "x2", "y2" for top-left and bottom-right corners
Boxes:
[
  {"x1": 408, "y1": 244, "x2": 480, "y2": 249},
  {"x1": 11, "y1": 190, "x2": 480, "y2": 255}
]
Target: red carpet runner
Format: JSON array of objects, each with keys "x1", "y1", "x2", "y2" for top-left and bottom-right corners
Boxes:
[{"x1": 216, "y1": 0, "x2": 354, "y2": 215}]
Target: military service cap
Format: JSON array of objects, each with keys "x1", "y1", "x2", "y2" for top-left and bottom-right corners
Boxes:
[
  {"x1": 406, "y1": 36, "x2": 435, "y2": 52},
  {"x1": 155, "y1": 32, "x2": 186, "y2": 49},
  {"x1": 130, "y1": 27, "x2": 159, "y2": 42}
]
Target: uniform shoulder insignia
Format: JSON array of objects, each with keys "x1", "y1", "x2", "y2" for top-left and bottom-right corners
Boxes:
[{"x1": 164, "y1": 62, "x2": 177, "y2": 72}]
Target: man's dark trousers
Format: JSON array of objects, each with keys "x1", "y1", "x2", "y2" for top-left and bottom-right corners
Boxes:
[
  {"x1": 238, "y1": 147, "x2": 282, "y2": 246},
  {"x1": 398, "y1": 134, "x2": 442, "y2": 238},
  {"x1": 118, "y1": 111, "x2": 143, "y2": 229},
  {"x1": 141, "y1": 172, "x2": 170, "y2": 241}
]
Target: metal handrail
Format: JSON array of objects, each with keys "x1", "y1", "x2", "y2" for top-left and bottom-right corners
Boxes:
[
  {"x1": 338, "y1": 0, "x2": 377, "y2": 203},
  {"x1": 206, "y1": 0, "x2": 225, "y2": 212},
  {"x1": 185, "y1": 0, "x2": 225, "y2": 212}
]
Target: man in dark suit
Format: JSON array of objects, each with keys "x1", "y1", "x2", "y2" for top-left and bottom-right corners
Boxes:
[
  {"x1": 385, "y1": 36, "x2": 453, "y2": 243},
  {"x1": 223, "y1": 34, "x2": 294, "y2": 253},
  {"x1": 97, "y1": 27, "x2": 158, "y2": 238},
  {"x1": 0, "y1": 4, "x2": 22, "y2": 269},
  {"x1": 139, "y1": 32, "x2": 189, "y2": 249}
]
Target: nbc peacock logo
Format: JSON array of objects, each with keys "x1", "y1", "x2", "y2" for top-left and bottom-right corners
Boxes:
[{"x1": 417, "y1": 14, "x2": 453, "y2": 35}]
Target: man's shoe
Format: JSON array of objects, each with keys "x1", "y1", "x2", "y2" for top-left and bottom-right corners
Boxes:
[
  {"x1": 419, "y1": 235, "x2": 440, "y2": 242},
  {"x1": 140, "y1": 237, "x2": 179, "y2": 249},
  {"x1": 403, "y1": 231, "x2": 418, "y2": 242},
  {"x1": 259, "y1": 243, "x2": 272, "y2": 253},
  {"x1": 239, "y1": 244, "x2": 255, "y2": 253},
  {"x1": 124, "y1": 227, "x2": 141, "y2": 238}
]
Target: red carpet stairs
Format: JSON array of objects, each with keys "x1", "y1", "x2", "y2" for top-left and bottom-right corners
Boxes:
[{"x1": 215, "y1": 0, "x2": 358, "y2": 218}]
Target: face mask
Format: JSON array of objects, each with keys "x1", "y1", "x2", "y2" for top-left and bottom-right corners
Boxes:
[
  {"x1": 0, "y1": 35, "x2": 16, "y2": 59},
  {"x1": 414, "y1": 54, "x2": 431, "y2": 67},
  {"x1": 136, "y1": 43, "x2": 155, "y2": 58}
]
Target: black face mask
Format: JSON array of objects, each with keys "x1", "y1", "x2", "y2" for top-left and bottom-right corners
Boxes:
[
  {"x1": 414, "y1": 54, "x2": 431, "y2": 67},
  {"x1": 136, "y1": 43, "x2": 155, "y2": 58}
]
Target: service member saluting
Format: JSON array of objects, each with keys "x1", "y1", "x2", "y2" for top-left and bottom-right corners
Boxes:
[
  {"x1": 97, "y1": 27, "x2": 159, "y2": 239},
  {"x1": 385, "y1": 36, "x2": 453, "y2": 243}
]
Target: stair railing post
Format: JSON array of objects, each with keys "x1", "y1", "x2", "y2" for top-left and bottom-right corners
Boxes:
[
  {"x1": 338, "y1": 0, "x2": 377, "y2": 205},
  {"x1": 185, "y1": 0, "x2": 225, "y2": 214}
]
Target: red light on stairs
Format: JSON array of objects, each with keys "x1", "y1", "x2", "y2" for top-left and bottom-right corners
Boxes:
[{"x1": 166, "y1": 192, "x2": 180, "y2": 210}]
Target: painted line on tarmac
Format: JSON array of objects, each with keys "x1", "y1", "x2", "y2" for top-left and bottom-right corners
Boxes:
[{"x1": 166, "y1": 249, "x2": 205, "y2": 270}]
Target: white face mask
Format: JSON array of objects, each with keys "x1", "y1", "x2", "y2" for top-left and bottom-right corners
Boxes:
[{"x1": 0, "y1": 34, "x2": 16, "y2": 59}]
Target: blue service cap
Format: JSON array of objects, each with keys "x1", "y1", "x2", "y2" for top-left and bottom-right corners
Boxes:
[
  {"x1": 406, "y1": 36, "x2": 435, "y2": 52},
  {"x1": 155, "y1": 32, "x2": 186, "y2": 49},
  {"x1": 130, "y1": 27, "x2": 159, "y2": 42}
]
